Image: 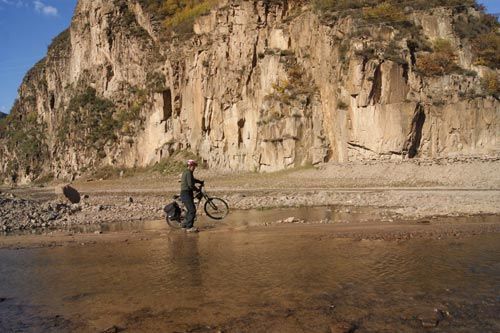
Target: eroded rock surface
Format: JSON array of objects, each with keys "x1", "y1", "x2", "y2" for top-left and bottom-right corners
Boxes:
[{"x1": 0, "y1": 1, "x2": 498, "y2": 184}]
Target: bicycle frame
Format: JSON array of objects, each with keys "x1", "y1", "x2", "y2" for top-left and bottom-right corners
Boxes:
[
  {"x1": 167, "y1": 183, "x2": 228, "y2": 226},
  {"x1": 194, "y1": 185, "x2": 209, "y2": 206}
]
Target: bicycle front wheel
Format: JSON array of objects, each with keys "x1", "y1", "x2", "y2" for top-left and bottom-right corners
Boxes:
[{"x1": 204, "y1": 197, "x2": 229, "y2": 220}]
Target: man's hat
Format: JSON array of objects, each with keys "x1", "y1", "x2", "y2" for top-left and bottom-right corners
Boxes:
[{"x1": 187, "y1": 159, "x2": 198, "y2": 167}]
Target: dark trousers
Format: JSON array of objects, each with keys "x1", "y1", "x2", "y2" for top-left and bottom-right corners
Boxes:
[{"x1": 180, "y1": 190, "x2": 196, "y2": 228}]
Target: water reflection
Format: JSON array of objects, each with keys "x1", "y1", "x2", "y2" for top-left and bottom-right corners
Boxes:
[
  {"x1": 0, "y1": 229, "x2": 499, "y2": 332},
  {"x1": 167, "y1": 234, "x2": 203, "y2": 291},
  {"x1": 1, "y1": 205, "x2": 383, "y2": 237}
]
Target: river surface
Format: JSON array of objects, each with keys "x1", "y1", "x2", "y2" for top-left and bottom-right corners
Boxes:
[{"x1": 0, "y1": 212, "x2": 499, "y2": 332}]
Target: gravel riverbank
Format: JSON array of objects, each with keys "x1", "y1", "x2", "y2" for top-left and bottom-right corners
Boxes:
[{"x1": 1, "y1": 157, "x2": 499, "y2": 237}]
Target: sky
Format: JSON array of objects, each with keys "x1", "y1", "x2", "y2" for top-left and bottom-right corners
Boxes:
[
  {"x1": 0, "y1": 0, "x2": 499, "y2": 115},
  {"x1": 0, "y1": 0, "x2": 77, "y2": 114}
]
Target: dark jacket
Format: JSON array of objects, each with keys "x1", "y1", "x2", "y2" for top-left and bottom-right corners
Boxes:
[{"x1": 180, "y1": 169, "x2": 202, "y2": 193}]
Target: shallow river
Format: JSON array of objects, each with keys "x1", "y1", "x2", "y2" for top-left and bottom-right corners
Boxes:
[{"x1": 0, "y1": 212, "x2": 499, "y2": 332}]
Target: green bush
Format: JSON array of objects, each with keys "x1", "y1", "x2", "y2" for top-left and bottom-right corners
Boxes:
[
  {"x1": 151, "y1": 150, "x2": 199, "y2": 174},
  {"x1": 88, "y1": 150, "x2": 199, "y2": 180},
  {"x1": 116, "y1": 104, "x2": 142, "y2": 135},
  {"x1": 0, "y1": 103, "x2": 48, "y2": 175},
  {"x1": 151, "y1": 159, "x2": 185, "y2": 174},
  {"x1": 59, "y1": 87, "x2": 118, "y2": 150}
]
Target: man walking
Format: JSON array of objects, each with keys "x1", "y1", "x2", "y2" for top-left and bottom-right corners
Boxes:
[{"x1": 180, "y1": 159, "x2": 204, "y2": 232}]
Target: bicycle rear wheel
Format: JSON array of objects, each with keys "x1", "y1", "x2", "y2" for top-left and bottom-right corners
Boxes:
[
  {"x1": 204, "y1": 197, "x2": 229, "y2": 220},
  {"x1": 166, "y1": 216, "x2": 183, "y2": 228},
  {"x1": 165, "y1": 207, "x2": 186, "y2": 229}
]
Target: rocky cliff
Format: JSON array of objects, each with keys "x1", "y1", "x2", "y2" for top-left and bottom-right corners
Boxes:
[{"x1": 0, "y1": 0, "x2": 499, "y2": 183}]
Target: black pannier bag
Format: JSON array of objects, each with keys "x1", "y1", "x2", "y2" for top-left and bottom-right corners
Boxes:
[{"x1": 164, "y1": 201, "x2": 181, "y2": 221}]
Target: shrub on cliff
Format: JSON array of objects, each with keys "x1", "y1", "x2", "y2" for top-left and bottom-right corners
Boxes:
[
  {"x1": 416, "y1": 38, "x2": 460, "y2": 76},
  {"x1": 0, "y1": 103, "x2": 48, "y2": 178},
  {"x1": 47, "y1": 29, "x2": 70, "y2": 58},
  {"x1": 453, "y1": 10, "x2": 499, "y2": 69},
  {"x1": 162, "y1": 0, "x2": 218, "y2": 34},
  {"x1": 58, "y1": 87, "x2": 118, "y2": 150},
  {"x1": 363, "y1": 2, "x2": 405, "y2": 23},
  {"x1": 313, "y1": 0, "x2": 378, "y2": 12},
  {"x1": 314, "y1": 0, "x2": 477, "y2": 13},
  {"x1": 146, "y1": 71, "x2": 167, "y2": 92},
  {"x1": 116, "y1": 88, "x2": 147, "y2": 136},
  {"x1": 471, "y1": 31, "x2": 500, "y2": 69},
  {"x1": 397, "y1": 0, "x2": 476, "y2": 9},
  {"x1": 151, "y1": 150, "x2": 199, "y2": 174},
  {"x1": 482, "y1": 72, "x2": 500, "y2": 98},
  {"x1": 454, "y1": 12, "x2": 498, "y2": 39}
]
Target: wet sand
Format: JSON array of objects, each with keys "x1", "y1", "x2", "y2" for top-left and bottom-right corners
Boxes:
[{"x1": 0, "y1": 210, "x2": 499, "y2": 249}]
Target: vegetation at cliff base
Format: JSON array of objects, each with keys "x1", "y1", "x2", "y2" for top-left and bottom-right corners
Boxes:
[
  {"x1": 90, "y1": 150, "x2": 199, "y2": 180},
  {"x1": 151, "y1": 150, "x2": 199, "y2": 174}
]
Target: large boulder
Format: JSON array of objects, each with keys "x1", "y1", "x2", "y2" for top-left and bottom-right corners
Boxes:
[{"x1": 55, "y1": 184, "x2": 81, "y2": 204}]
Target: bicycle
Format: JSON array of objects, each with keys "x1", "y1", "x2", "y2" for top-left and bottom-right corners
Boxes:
[{"x1": 164, "y1": 183, "x2": 229, "y2": 229}]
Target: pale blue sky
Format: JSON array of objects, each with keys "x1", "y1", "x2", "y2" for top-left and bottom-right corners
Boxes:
[{"x1": 0, "y1": 0, "x2": 498, "y2": 114}]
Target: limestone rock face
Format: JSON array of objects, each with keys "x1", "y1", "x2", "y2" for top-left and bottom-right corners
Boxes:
[{"x1": 0, "y1": 0, "x2": 498, "y2": 183}]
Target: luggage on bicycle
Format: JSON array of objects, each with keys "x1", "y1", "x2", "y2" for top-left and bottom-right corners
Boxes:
[{"x1": 164, "y1": 201, "x2": 181, "y2": 221}]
